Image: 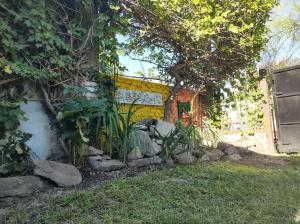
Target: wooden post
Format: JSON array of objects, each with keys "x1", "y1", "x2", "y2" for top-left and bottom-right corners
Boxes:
[{"x1": 259, "y1": 69, "x2": 276, "y2": 153}]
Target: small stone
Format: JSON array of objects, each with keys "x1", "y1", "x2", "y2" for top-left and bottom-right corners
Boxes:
[
  {"x1": 225, "y1": 154, "x2": 242, "y2": 161},
  {"x1": 0, "y1": 176, "x2": 47, "y2": 197},
  {"x1": 135, "y1": 124, "x2": 148, "y2": 131},
  {"x1": 149, "y1": 125, "x2": 156, "y2": 135},
  {"x1": 200, "y1": 154, "x2": 210, "y2": 162},
  {"x1": 217, "y1": 142, "x2": 232, "y2": 151},
  {"x1": 174, "y1": 152, "x2": 196, "y2": 164},
  {"x1": 151, "y1": 141, "x2": 162, "y2": 155},
  {"x1": 88, "y1": 155, "x2": 103, "y2": 168},
  {"x1": 192, "y1": 150, "x2": 203, "y2": 158},
  {"x1": 127, "y1": 156, "x2": 162, "y2": 168},
  {"x1": 224, "y1": 147, "x2": 239, "y2": 155},
  {"x1": 33, "y1": 160, "x2": 82, "y2": 187},
  {"x1": 102, "y1": 155, "x2": 112, "y2": 160},
  {"x1": 173, "y1": 144, "x2": 189, "y2": 155},
  {"x1": 201, "y1": 149, "x2": 224, "y2": 161},
  {"x1": 127, "y1": 147, "x2": 143, "y2": 161},
  {"x1": 136, "y1": 118, "x2": 157, "y2": 127},
  {"x1": 87, "y1": 146, "x2": 104, "y2": 156},
  {"x1": 156, "y1": 139, "x2": 163, "y2": 145},
  {"x1": 90, "y1": 159, "x2": 125, "y2": 171},
  {"x1": 166, "y1": 158, "x2": 174, "y2": 166}
]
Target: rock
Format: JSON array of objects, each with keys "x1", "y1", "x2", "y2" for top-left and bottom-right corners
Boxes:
[
  {"x1": 136, "y1": 118, "x2": 157, "y2": 127},
  {"x1": 154, "y1": 120, "x2": 176, "y2": 137},
  {"x1": 200, "y1": 154, "x2": 210, "y2": 162},
  {"x1": 102, "y1": 155, "x2": 111, "y2": 160},
  {"x1": 165, "y1": 158, "x2": 174, "y2": 166},
  {"x1": 130, "y1": 130, "x2": 160, "y2": 157},
  {"x1": 224, "y1": 146, "x2": 239, "y2": 155},
  {"x1": 225, "y1": 154, "x2": 242, "y2": 161},
  {"x1": 88, "y1": 146, "x2": 104, "y2": 156},
  {"x1": 173, "y1": 144, "x2": 189, "y2": 155},
  {"x1": 0, "y1": 176, "x2": 46, "y2": 197},
  {"x1": 217, "y1": 142, "x2": 233, "y2": 151},
  {"x1": 174, "y1": 152, "x2": 196, "y2": 164},
  {"x1": 149, "y1": 125, "x2": 156, "y2": 135},
  {"x1": 89, "y1": 159, "x2": 125, "y2": 171},
  {"x1": 135, "y1": 124, "x2": 148, "y2": 131},
  {"x1": 33, "y1": 160, "x2": 82, "y2": 187},
  {"x1": 156, "y1": 139, "x2": 163, "y2": 145},
  {"x1": 200, "y1": 150, "x2": 224, "y2": 161},
  {"x1": 192, "y1": 150, "x2": 203, "y2": 158},
  {"x1": 88, "y1": 155, "x2": 103, "y2": 167},
  {"x1": 127, "y1": 147, "x2": 143, "y2": 161},
  {"x1": 151, "y1": 141, "x2": 162, "y2": 155},
  {"x1": 127, "y1": 156, "x2": 162, "y2": 168}
]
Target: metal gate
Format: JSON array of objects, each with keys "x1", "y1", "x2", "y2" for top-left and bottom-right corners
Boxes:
[{"x1": 273, "y1": 65, "x2": 300, "y2": 152}]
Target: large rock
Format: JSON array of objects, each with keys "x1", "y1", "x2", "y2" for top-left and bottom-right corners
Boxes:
[
  {"x1": 89, "y1": 157, "x2": 125, "y2": 171},
  {"x1": 154, "y1": 120, "x2": 176, "y2": 137},
  {"x1": 130, "y1": 130, "x2": 160, "y2": 157},
  {"x1": 33, "y1": 160, "x2": 82, "y2": 187},
  {"x1": 127, "y1": 156, "x2": 162, "y2": 168},
  {"x1": 0, "y1": 176, "x2": 46, "y2": 197},
  {"x1": 87, "y1": 146, "x2": 104, "y2": 156},
  {"x1": 174, "y1": 152, "x2": 196, "y2": 165},
  {"x1": 127, "y1": 147, "x2": 143, "y2": 161},
  {"x1": 200, "y1": 149, "x2": 224, "y2": 161}
]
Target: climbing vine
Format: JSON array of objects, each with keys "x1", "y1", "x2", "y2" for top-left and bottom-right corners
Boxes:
[{"x1": 0, "y1": 0, "x2": 129, "y2": 169}]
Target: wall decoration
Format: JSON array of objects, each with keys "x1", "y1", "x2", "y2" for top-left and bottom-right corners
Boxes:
[{"x1": 116, "y1": 89, "x2": 163, "y2": 106}]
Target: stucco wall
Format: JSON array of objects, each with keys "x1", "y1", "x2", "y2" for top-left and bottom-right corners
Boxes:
[{"x1": 115, "y1": 76, "x2": 171, "y2": 121}]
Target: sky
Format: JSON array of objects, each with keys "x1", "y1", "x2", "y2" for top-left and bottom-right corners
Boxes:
[{"x1": 118, "y1": 35, "x2": 156, "y2": 77}]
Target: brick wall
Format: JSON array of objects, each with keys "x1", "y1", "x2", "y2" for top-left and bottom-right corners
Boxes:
[{"x1": 169, "y1": 89, "x2": 202, "y2": 126}]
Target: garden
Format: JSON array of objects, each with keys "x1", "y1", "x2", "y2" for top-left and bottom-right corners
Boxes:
[{"x1": 1, "y1": 0, "x2": 300, "y2": 223}]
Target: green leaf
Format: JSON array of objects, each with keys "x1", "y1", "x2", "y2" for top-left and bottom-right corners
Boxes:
[{"x1": 4, "y1": 65, "x2": 12, "y2": 74}]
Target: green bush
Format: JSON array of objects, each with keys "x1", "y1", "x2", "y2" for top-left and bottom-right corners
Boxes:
[
  {"x1": 57, "y1": 93, "x2": 139, "y2": 166},
  {"x1": 0, "y1": 99, "x2": 32, "y2": 177},
  {"x1": 158, "y1": 121, "x2": 203, "y2": 159},
  {"x1": 0, "y1": 131, "x2": 32, "y2": 177}
]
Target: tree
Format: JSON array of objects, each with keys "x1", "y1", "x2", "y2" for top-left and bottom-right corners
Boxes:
[
  {"x1": 123, "y1": 0, "x2": 276, "y2": 84},
  {"x1": 260, "y1": 0, "x2": 300, "y2": 73},
  {"x1": 120, "y1": 0, "x2": 277, "y2": 118}
]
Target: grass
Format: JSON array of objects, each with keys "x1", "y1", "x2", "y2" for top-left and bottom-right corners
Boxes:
[{"x1": 2, "y1": 160, "x2": 300, "y2": 224}]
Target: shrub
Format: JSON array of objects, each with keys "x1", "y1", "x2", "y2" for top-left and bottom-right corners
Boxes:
[
  {"x1": 0, "y1": 99, "x2": 32, "y2": 177},
  {"x1": 57, "y1": 95, "x2": 139, "y2": 165},
  {"x1": 158, "y1": 121, "x2": 203, "y2": 159}
]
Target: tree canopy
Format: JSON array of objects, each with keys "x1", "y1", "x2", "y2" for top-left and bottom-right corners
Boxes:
[{"x1": 122, "y1": 0, "x2": 277, "y2": 90}]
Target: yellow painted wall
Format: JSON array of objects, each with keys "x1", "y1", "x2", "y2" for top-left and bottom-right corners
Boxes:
[{"x1": 115, "y1": 76, "x2": 171, "y2": 122}]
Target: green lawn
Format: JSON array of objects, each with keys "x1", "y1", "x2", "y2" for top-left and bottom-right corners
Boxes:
[{"x1": 2, "y1": 160, "x2": 300, "y2": 224}]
